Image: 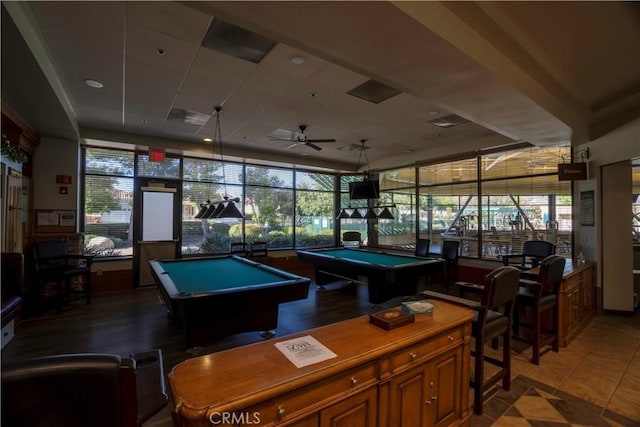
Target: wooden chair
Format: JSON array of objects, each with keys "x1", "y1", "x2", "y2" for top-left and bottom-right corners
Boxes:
[
  {"x1": 512, "y1": 255, "x2": 566, "y2": 365},
  {"x1": 414, "y1": 238, "x2": 430, "y2": 257},
  {"x1": 2, "y1": 349, "x2": 167, "y2": 427},
  {"x1": 32, "y1": 239, "x2": 94, "y2": 313},
  {"x1": 502, "y1": 240, "x2": 556, "y2": 270},
  {"x1": 424, "y1": 266, "x2": 521, "y2": 415},
  {"x1": 230, "y1": 242, "x2": 248, "y2": 256},
  {"x1": 247, "y1": 241, "x2": 268, "y2": 258}
]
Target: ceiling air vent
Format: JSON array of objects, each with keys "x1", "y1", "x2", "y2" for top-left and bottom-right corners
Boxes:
[
  {"x1": 202, "y1": 18, "x2": 277, "y2": 63},
  {"x1": 347, "y1": 79, "x2": 401, "y2": 104},
  {"x1": 428, "y1": 114, "x2": 469, "y2": 128},
  {"x1": 167, "y1": 108, "x2": 211, "y2": 126}
]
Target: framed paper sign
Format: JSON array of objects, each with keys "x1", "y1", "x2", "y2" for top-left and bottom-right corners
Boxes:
[{"x1": 580, "y1": 191, "x2": 594, "y2": 226}]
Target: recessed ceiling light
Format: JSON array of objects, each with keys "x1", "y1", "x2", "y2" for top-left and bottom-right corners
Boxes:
[
  {"x1": 156, "y1": 48, "x2": 166, "y2": 56},
  {"x1": 203, "y1": 137, "x2": 213, "y2": 143},
  {"x1": 290, "y1": 56, "x2": 305, "y2": 65},
  {"x1": 84, "y1": 79, "x2": 103, "y2": 88}
]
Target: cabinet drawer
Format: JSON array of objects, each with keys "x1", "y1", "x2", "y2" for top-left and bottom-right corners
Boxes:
[
  {"x1": 564, "y1": 274, "x2": 581, "y2": 290},
  {"x1": 391, "y1": 328, "x2": 462, "y2": 372},
  {"x1": 238, "y1": 362, "x2": 378, "y2": 426}
]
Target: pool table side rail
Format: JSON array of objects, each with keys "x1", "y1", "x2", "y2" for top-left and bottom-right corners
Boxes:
[{"x1": 149, "y1": 256, "x2": 310, "y2": 299}]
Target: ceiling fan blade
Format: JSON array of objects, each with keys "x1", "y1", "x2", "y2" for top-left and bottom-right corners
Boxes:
[
  {"x1": 286, "y1": 143, "x2": 300, "y2": 149},
  {"x1": 305, "y1": 142, "x2": 323, "y2": 151},
  {"x1": 307, "y1": 138, "x2": 336, "y2": 143}
]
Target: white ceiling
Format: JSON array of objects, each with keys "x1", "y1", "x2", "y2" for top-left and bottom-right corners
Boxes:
[{"x1": 2, "y1": 1, "x2": 639, "y2": 172}]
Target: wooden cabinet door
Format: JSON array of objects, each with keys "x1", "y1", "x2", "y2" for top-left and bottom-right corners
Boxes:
[
  {"x1": 581, "y1": 267, "x2": 595, "y2": 317},
  {"x1": 389, "y1": 365, "x2": 430, "y2": 426},
  {"x1": 565, "y1": 285, "x2": 579, "y2": 334},
  {"x1": 389, "y1": 347, "x2": 464, "y2": 427},
  {"x1": 319, "y1": 387, "x2": 377, "y2": 427},
  {"x1": 431, "y1": 348, "x2": 462, "y2": 427}
]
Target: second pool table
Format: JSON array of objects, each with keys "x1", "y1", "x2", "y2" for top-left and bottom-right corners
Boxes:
[
  {"x1": 296, "y1": 247, "x2": 443, "y2": 304},
  {"x1": 149, "y1": 255, "x2": 311, "y2": 348}
]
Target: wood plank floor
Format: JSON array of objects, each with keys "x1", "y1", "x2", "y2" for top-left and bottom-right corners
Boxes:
[{"x1": 3, "y1": 272, "x2": 639, "y2": 426}]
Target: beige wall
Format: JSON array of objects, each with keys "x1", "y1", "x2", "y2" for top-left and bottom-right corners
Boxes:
[
  {"x1": 576, "y1": 118, "x2": 639, "y2": 312},
  {"x1": 33, "y1": 136, "x2": 80, "y2": 214}
]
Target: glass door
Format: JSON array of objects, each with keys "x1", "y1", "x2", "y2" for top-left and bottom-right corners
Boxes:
[{"x1": 133, "y1": 179, "x2": 181, "y2": 287}]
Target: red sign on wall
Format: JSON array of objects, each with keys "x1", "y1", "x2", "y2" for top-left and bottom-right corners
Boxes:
[
  {"x1": 149, "y1": 149, "x2": 165, "y2": 162},
  {"x1": 56, "y1": 175, "x2": 72, "y2": 184}
]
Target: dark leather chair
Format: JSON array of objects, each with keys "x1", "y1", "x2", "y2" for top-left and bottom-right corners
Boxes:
[
  {"x1": 341, "y1": 231, "x2": 362, "y2": 247},
  {"x1": 230, "y1": 241, "x2": 248, "y2": 256},
  {"x1": 247, "y1": 241, "x2": 268, "y2": 258},
  {"x1": 1, "y1": 253, "x2": 23, "y2": 333},
  {"x1": 414, "y1": 238, "x2": 430, "y2": 257},
  {"x1": 502, "y1": 240, "x2": 556, "y2": 270},
  {"x1": 424, "y1": 266, "x2": 521, "y2": 415},
  {"x1": 513, "y1": 255, "x2": 566, "y2": 365},
  {"x1": 32, "y1": 240, "x2": 94, "y2": 313},
  {"x1": 1, "y1": 349, "x2": 167, "y2": 427},
  {"x1": 441, "y1": 239, "x2": 460, "y2": 284}
]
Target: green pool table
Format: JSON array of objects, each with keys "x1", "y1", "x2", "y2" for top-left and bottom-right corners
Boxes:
[
  {"x1": 296, "y1": 247, "x2": 443, "y2": 304},
  {"x1": 149, "y1": 255, "x2": 310, "y2": 348}
]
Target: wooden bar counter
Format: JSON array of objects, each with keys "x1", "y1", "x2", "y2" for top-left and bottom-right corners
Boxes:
[{"x1": 169, "y1": 300, "x2": 473, "y2": 427}]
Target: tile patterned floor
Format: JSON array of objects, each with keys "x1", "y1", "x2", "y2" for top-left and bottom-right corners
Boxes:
[{"x1": 471, "y1": 313, "x2": 640, "y2": 426}]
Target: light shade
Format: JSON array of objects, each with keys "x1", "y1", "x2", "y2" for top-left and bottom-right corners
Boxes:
[
  {"x1": 364, "y1": 208, "x2": 378, "y2": 219},
  {"x1": 201, "y1": 204, "x2": 218, "y2": 219},
  {"x1": 209, "y1": 203, "x2": 226, "y2": 218},
  {"x1": 218, "y1": 200, "x2": 244, "y2": 218},
  {"x1": 194, "y1": 204, "x2": 208, "y2": 219},
  {"x1": 350, "y1": 208, "x2": 363, "y2": 219},
  {"x1": 336, "y1": 208, "x2": 350, "y2": 219},
  {"x1": 377, "y1": 207, "x2": 395, "y2": 219}
]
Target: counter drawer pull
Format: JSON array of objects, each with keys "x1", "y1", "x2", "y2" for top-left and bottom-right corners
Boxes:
[
  {"x1": 277, "y1": 406, "x2": 285, "y2": 421},
  {"x1": 410, "y1": 352, "x2": 417, "y2": 360},
  {"x1": 351, "y1": 376, "x2": 358, "y2": 387},
  {"x1": 448, "y1": 335, "x2": 454, "y2": 341}
]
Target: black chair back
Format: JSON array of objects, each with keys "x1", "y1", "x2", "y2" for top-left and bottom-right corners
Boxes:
[
  {"x1": 538, "y1": 255, "x2": 566, "y2": 294},
  {"x1": 415, "y1": 239, "x2": 430, "y2": 257},
  {"x1": 441, "y1": 239, "x2": 459, "y2": 261},
  {"x1": 33, "y1": 240, "x2": 70, "y2": 265},
  {"x1": 483, "y1": 266, "x2": 521, "y2": 311}
]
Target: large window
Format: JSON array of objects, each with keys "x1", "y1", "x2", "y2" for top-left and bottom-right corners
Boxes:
[
  {"x1": 83, "y1": 148, "x2": 135, "y2": 256},
  {"x1": 182, "y1": 159, "x2": 243, "y2": 255},
  {"x1": 245, "y1": 166, "x2": 294, "y2": 249},
  {"x1": 378, "y1": 167, "x2": 415, "y2": 249},
  {"x1": 338, "y1": 175, "x2": 368, "y2": 244},
  {"x1": 412, "y1": 146, "x2": 572, "y2": 260},
  {"x1": 295, "y1": 171, "x2": 335, "y2": 248}
]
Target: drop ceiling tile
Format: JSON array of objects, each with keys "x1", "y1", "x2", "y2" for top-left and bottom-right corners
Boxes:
[
  {"x1": 189, "y1": 47, "x2": 257, "y2": 84},
  {"x1": 241, "y1": 64, "x2": 305, "y2": 97},
  {"x1": 125, "y1": 24, "x2": 199, "y2": 75},
  {"x1": 308, "y1": 63, "x2": 368, "y2": 93},
  {"x1": 260, "y1": 43, "x2": 328, "y2": 79},
  {"x1": 125, "y1": 1, "x2": 212, "y2": 44}
]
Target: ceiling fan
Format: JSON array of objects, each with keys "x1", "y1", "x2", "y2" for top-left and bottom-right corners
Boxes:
[{"x1": 268, "y1": 125, "x2": 336, "y2": 151}]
